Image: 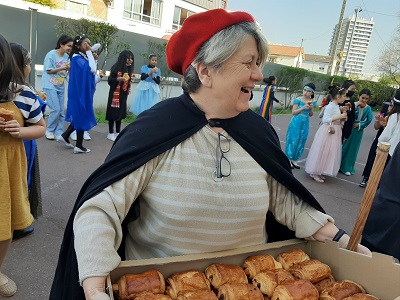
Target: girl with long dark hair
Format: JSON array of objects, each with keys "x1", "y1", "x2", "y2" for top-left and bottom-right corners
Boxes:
[
  {"x1": 0, "y1": 35, "x2": 46, "y2": 297},
  {"x1": 106, "y1": 50, "x2": 134, "y2": 141},
  {"x1": 258, "y1": 75, "x2": 284, "y2": 123},
  {"x1": 58, "y1": 35, "x2": 97, "y2": 153},
  {"x1": 377, "y1": 89, "x2": 400, "y2": 159},
  {"x1": 359, "y1": 101, "x2": 392, "y2": 187},
  {"x1": 305, "y1": 86, "x2": 348, "y2": 183},
  {"x1": 42, "y1": 34, "x2": 73, "y2": 140},
  {"x1": 340, "y1": 89, "x2": 373, "y2": 176},
  {"x1": 130, "y1": 54, "x2": 161, "y2": 116}
]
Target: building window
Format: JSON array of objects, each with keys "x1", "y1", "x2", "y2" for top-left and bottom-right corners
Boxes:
[
  {"x1": 124, "y1": 0, "x2": 162, "y2": 26},
  {"x1": 172, "y1": 6, "x2": 194, "y2": 30}
]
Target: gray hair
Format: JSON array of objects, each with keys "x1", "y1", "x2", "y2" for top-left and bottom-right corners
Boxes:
[{"x1": 182, "y1": 22, "x2": 268, "y2": 94}]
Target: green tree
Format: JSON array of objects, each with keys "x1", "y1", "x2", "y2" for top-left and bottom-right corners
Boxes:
[
  {"x1": 55, "y1": 17, "x2": 130, "y2": 70},
  {"x1": 352, "y1": 80, "x2": 395, "y2": 108},
  {"x1": 377, "y1": 39, "x2": 400, "y2": 86},
  {"x1": 26, "y1": 0, "x2": 55, "y2": 8}
]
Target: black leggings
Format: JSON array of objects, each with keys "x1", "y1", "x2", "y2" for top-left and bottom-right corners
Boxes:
[{"x1": 108, "y1": 120, "x2": 121, "y2": 134}]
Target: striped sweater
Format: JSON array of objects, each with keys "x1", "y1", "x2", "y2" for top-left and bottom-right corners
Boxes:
[{"x1": 74, "y1": 125, "x2": 333, "y2": 283}]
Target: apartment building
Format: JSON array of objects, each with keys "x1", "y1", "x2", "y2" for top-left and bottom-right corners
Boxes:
[
  {"x1": 2, "y1": 0, "x2": 228, "y2": 40},
  {"x1": 329, "y1": 14, "x2": 374, "y2": 77}
]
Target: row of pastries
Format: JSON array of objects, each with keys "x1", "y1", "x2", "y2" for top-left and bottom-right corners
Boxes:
[{"x1": 111, "y1": 248, "x2": 379, "y2": 300}]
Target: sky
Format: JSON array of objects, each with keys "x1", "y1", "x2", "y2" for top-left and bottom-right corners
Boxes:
[{"x1": 227, "y1": 0, "x2": 400, "y2": 75}]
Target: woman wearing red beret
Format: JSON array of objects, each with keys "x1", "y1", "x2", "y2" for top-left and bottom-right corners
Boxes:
[{"x1": 50, "y1": 9, "x2": 371, "y2": 300}]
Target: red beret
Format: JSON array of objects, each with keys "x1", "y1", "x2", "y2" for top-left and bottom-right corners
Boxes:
[{"x1": 166, "y1": 9, "x2": 255, "y2": 75}]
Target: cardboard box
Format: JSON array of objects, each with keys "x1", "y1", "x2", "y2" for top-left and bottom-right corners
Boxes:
[{"x1": 107, "y1": 239, "x2": 400, "y2": 299}]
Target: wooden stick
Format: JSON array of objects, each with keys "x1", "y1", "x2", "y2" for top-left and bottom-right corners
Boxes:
[{"x1": 347, "y1": 142, "x2": 390, "y2": 251}]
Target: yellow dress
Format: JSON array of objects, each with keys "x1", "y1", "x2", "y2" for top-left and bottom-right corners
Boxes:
[{"x1": 0, "y1": 101, "x2": 33, "y2": 241}]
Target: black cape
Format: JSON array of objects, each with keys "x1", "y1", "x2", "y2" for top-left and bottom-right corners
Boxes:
[
  {"x1": 362, "y1": 143, "x2": 400, "y2": 260},
  {"x1": 50, "y1": 93, "x2": 324, "y2": 299}
]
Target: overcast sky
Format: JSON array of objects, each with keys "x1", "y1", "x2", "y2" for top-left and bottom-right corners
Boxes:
[{"x1": 227, "y1": 0, "x2": 400, "y2": 74}]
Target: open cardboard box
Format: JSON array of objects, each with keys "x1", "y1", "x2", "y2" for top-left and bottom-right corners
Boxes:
[{"x1": 107, "y1": 239, "x2": 400, "y2": 299}]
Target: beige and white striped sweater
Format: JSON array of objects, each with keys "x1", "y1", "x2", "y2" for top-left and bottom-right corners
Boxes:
[{"x1": 74, "y1": 125, "x2": 332, "y2": 283}]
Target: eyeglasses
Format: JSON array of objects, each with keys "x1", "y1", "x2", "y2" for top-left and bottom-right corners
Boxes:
[{"x1": 213, "y1": 132, "x2": 231, "y2": 181}]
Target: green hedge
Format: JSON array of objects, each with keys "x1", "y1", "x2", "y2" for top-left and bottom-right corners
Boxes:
[{"x1": 275, "y1": 66, "x2": 395, "y2": 108}]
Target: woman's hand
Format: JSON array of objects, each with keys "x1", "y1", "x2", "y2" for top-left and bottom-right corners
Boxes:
[
  {"x1": 312, "y1": 222, "x2": 372, "y2": 256},
  {"x1": 85, "y1": 289, "x2": 110, "y2": 300},
  {"x1": 340, "y1": 106, "x2": 349, "y2": 113},
  {"x1": 117, "y1": 77, "x2": 126, "y2": 82},
  {"x1": 83, "y1": 277, "x2": 109, "y2": 300},
  {"x1": 337, "y1": 234, "x2": 372, "y2": 256}
]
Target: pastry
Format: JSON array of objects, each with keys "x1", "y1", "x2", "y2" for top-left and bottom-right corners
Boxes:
[
  {"x1": 319, "y1": 280, "x2": 366, "y2": 300},
  {"x1": 289, "y1": 259, "x2": 331, "y2": 283},
  {"x1": 165, "y1": 270, "x2": 210, "y2": 298},
  {"x1": 271, "y1": 279, "x2": 319, "y2": 300},
  {"x1": 0, "y1": 108, "x2": 14, "y2": 122},
  {"x1": 123, "y1": 72, "x2": 130, "y2": 80},
  {"x1": 252, "y1": 269, "x2": 295, "y2": 297},
  {"x1": 37, "y1": 91, "x2": 46, "y2": 101},
  {"x1": 176, "y1": 290, "x2": 218, "y2": 300},
  {"x1": 205, "y1": 263, "x2": 248, "y2": 289},
  {"x1": 342, "y1": 294, "x2": 379, "y2": 300},
  {"x1": 134, "y1": 293, "x2": 173, "y2": 300},
  {"x1": 276, "y1": 248, "x2": 310, "y2": 270},
  {"x1": 112, "y1": 269, "x2": 165, "y2": 300},
  {"x1": 313, "y1": 275, "x2": 335, "y2": 293},
  {"x1": 217, "y1": 283, "x2": 264, "y2": 300},
  {"x1": 243, "y1": 254, "x2": 282, "y2": 279}
]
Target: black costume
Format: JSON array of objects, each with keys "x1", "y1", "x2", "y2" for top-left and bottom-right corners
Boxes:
[
  {"x1": 362, "y1": 143, "x2": 400, "y2": 260},
  {"x1": 341, "y1": 99, "x2": 356, "y2": 141},
  {"x1": 50, "y1": 93, "x2": 324, "y2": 299}
]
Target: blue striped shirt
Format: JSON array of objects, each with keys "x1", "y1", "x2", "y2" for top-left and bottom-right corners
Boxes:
[{"x1": 13, "y1": 85, "x2": 43, "y2": 124}]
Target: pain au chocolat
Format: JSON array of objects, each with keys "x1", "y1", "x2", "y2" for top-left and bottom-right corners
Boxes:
[
  {"x1": 243, "y1": 254, "x2": 282, "y2": 279},
  {"x1": 205, "y1": 263, "x2": 248, "y2": 289},
  {"x1": 271, "y1": 279, "x2": 319, "y2": 300},
  {"x1": 252, "y1": 269, "x2": 295, "y2": 297},
  {"x1": 217, "y1": 283, "x2": 264, "y2": 300},
  {"x1": 289, "y1": 259, "x2": 331, "y2": 283},
  {"x1": 176, "y1": 290, "x2": 218, "y2": 300},
  {"x1": 276, "y1": 248, "x2": 310, "y2": 270},
  {"x1": 134, "y1": 293, "x2": 172, "y2": 300},
  {"x1": 112, "y1": 269, "x2": 165, "y2": 300},
  {"x1": 0, "y1": 108, "x2": 14, "y2": 122},
  {"x1": 319, "y1": 280, "x2": 366, "y2": 300},
  {"x1": 165, "y1": 270, "x2": 211, "y2": 298}
]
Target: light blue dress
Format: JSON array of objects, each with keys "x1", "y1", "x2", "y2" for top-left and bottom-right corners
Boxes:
[
  {"x1": 130, "y1": 65, "x2": 161, "y2": 116},
  {"x1": 285, "y1": 99, "x2": 312, "y2": 161}
]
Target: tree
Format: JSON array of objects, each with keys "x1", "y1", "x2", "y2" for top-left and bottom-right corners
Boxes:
[
  {"x1": 26, "y1": 0, "x2": 55, "y2": 8},
  {"x1": 377, "y1": 39, "x2": 400, "y2": 86},
  {"x1": 55, "y1": 17, "x2": 130, "y2": 70}
]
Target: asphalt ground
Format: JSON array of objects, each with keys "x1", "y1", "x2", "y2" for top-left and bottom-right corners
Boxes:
[{"x1": 2, "y1": 111, "x2": 378, "y2": 299}]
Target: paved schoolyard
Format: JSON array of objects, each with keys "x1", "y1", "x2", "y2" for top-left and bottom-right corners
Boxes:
[{"x1": 3, "y1": 113, "x2": 378, "y2": 299}]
